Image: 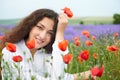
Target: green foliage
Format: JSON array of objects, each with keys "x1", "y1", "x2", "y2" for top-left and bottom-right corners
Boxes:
[
  {"x1": 113, "y1": 13, "x2": 120, "y2": 24},
  {"x1": 79, "y1": 21, "x2": 84, "y2": 24}
]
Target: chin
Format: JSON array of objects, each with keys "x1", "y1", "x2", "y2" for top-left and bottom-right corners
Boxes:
[{"x1": 35, "y1": 45, "x2": 43, "y2": 49}]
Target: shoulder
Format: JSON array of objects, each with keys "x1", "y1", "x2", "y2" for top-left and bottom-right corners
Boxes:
[
  {"x1": 2, "y1": 40, "x2": 23, "y2": 52},
  {"x1": 2, "y1": 47, "x2": 10, "y2": 55},
  {"x1": 2, "y1": 47, "x2": 14, "y2": 62},
  {"x1": 2, "y1": 40, "x2": 25, "y2": 56},
  {"x1": 2, "y1": 40, "x2": 26, "y2": 62},
  {"x1": 15, "y1": 39, "x2": 28, "y2": 52},
  {"x1": 15, "y1": 39, "x2": 25, "y2": 47}
]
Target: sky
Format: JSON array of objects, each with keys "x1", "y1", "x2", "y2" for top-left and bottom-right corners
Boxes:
[{"x1": 0, "y1": 0, "x2": 120, "y2": 19}]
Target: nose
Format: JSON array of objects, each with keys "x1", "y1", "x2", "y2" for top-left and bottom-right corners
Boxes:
[{"x1": 39, "y1": 31, "x2": 47, "y2": 40}]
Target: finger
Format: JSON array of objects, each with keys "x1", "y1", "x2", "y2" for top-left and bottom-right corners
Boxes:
[
  {"x1": 60, "y1": 10, "x2": 64, "y2": 13},
  {"x1": 59, "y1": 13, "x2": 68, "y2": 19}
]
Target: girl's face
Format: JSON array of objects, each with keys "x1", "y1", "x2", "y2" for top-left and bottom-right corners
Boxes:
[{"x1": 28, "y1": 17, "x2": 54, "y2": 49}]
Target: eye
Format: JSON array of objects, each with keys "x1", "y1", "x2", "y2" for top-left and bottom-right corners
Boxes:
[
  {"x1": 48, "y1": 31, "x2": 54, "y2": 36},
  {"x1": 36, "y1": 25, "x2": 43, "y2": 30},
  {"x1": 49, "y1": 32, "x2": 53, "y2": 35}
]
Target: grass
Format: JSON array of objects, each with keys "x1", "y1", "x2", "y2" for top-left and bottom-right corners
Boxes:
[
  {"x1": 68, "y1": 16, "x2": 113, "y2": 25},
  {"x1": 0, "y1": 16, "x2": 113, "y2": 25}
]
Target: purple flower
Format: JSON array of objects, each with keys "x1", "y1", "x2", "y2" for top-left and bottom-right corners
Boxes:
[{"x1": 64, "y1": 24, "x2": 120, "y2": 41}]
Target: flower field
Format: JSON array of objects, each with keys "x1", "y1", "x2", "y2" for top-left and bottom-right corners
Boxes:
[
  {"x1": 0, "y1": 24, "x2": 120, "y2": 79},
  {"x1": 64, "y1": 24, "x2": 120, "y2": 79}
]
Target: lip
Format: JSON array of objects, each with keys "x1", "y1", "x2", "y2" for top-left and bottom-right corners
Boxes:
[{"x1": 36, "y1": 38, "x2": 43, "y2": 44}]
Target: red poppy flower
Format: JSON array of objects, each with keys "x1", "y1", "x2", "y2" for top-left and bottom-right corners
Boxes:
[
  {"x1": 114, "y1": 33, "x2": 119, "y2": 37},
  {"x1": 27, "y1": 39, "x2": 35, "y2": 49},
  {"x1": 74, "y1": 36, "x2": 79, "y2": 41},
  {"x1": 91, "y1": 65, "x2": 104, "y2": 77},
  {"x1": 107, "y1": 45, "x2": 118, "y2": 52},
  {"x1": 77, "y1": 56, "x2": 84, "y2": 63},
  {"x1": 13, "y1": 55, "x2": 23, "y2": 62},
  {"x1": 74, "y1": 40, "x2": 80, "y2": 46},
  {"x1": 85, "y1": 40, "x2": 93, "y2": 46},
  {"x1": 74, "y1": 36, "x2": 80, "y2": 46},
  {"x1": 81, "y1": 30, "x2": 90, "y2": 38},
  {"x1": 62, "y1": 7, "x2": 73, "y2": 18},
  {"x1": 79, "y1": 50, "x2": 89, "y2": 61},
  {"x1": 58, "y1": 40, "x2": 68, "y2": 51},
  {"x1": 63, "y1": 53, "x2": 72, "y2": 64},
  {"x1": 6, "y1": 42, "x2": 16, "y2": 52},
  {"x1": 91, "y1": 36, "x2": 96, "y2": 40},
  {"x1": 93, "y1": 53, "x2": 98, "y2": 59}
]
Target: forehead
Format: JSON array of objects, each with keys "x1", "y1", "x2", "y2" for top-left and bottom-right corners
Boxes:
[{"x1": 37, "y1": 17, "x2": 54, "y2": 30}]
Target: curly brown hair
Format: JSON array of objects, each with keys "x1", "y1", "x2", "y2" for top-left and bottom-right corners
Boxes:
[{"x1": 0, "y1": 8, "x2": 58, "y2": 53}]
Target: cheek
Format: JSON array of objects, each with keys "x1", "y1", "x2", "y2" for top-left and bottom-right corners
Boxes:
[
  {"x1": 46, "y1": 34, "x2": 52, "y2": 40},
  {"x1": 45, "y1": 37, "x2": 52, "y2": 45},
  {"x1": 30, "y1": 29, "x2": 39, "y2": 37},
  {"x1": 47, "y1": 37, "x2": 51, "y2": 43},
  {"x1": 29, "y1": 31, "x2": 36, "y2": 40}
]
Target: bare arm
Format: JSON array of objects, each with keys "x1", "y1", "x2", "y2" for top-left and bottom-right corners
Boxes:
[{"x1": 55, "y1": 13, "x2": 68, "y2": 41}]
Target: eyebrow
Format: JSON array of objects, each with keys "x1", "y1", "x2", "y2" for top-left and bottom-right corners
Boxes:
[
  {"x1": 38, "y1": 23, "x2": 54, "y2": 32},
  {"x1": 38, "y1": 23, "x2": 45, "y2": 28}
]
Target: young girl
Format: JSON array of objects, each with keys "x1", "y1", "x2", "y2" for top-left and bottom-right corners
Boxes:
[{"x1": 1, "y1": 8, "x2": 92, "y2": 80}]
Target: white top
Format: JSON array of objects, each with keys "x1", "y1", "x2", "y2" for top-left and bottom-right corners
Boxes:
[{"x1": 1, "y1": 40, "x2": 74, "y2": 80}]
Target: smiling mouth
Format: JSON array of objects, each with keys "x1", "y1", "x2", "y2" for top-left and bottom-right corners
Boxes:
[{"x1": 36, "y1": 38, "x2": 44, "y2": 44}]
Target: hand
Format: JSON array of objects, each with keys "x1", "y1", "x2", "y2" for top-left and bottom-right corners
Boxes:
[
  {"x1": 73, "y1": 70, "x2": 96, "y2": 80},
  {"x1": 55, "y1": 13, "x2": 68, "y2": 41}
]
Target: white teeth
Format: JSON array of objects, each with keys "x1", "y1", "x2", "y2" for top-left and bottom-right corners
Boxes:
[{"x1": 36, "y1": 38, "x2": 43, "y2": 44}]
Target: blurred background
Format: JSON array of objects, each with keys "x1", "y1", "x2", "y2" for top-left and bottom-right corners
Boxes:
[
  {"x1": 1, "y1": 0, "x2": 120, "y2": 79},
  {"x1": 0, "y1": 0, "x2": 120, "y2": 41}
]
